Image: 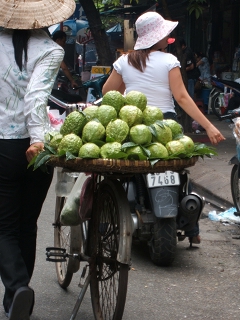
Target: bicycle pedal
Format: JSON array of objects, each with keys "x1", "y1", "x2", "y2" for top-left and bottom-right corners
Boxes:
[{"x1": 46, "y1": 247, "x2": 68, "y2": 262}]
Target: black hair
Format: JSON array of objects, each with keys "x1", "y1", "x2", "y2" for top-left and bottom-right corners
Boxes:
[
  {"x1": 179, "y1": 39, "x2": 186, "y2": 47},
  {"x1": 195, "y1": 51, "x2": 204, "y2": 58},
  {"x1": 42, "y1": 27, "x2": 51, "y2": 38},
  {"x1": 52, "y1": 30, "x2": 67, "y2": 42},
  {"x1": 12, "y1": 30, "x2": 31, "y2": 71}
]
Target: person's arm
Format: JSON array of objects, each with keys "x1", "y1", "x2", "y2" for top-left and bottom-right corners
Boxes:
[
  {"x1": 24, "y1": 46, "x2": 64, "y2": 161},
  {"x1": 60, "y1": 61, "x2": 78, "y2": 88},
  {"x1": 186, "y1": 62, "x2": 194, "y2": 72},
  {"x1": 102, "y1": 69, "x2": 125, "y2": 95},
  {"x1": 169, "y1": 67, "x2": 225, "y2": 145},
  {"x1": 196, "y1": 59, "x2": 204, "y2": 67}
]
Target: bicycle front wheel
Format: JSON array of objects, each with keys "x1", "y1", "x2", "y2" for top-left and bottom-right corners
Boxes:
[
  {"x1": 89, "y1": 179, "x2": 130, "y2": 320},
  {"x1": 231, "y1": 164, "x2": 240, "y2": 211},
  {"x1": 54, "y1": 196, "x2": 81, "y2": 288}
]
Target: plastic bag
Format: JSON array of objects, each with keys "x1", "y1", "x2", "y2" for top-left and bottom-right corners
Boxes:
[
  {"x1": 208, "y1": 207, "x2": 240, "y2": 224},
  {"x1": 192, "y1": 120, "x2": 204, "y2": 132},
  {"x1": 47, "y1": 107, "x2": 65, "y2": 131},
  {"x1": 60, "y1": 173, "x2": 89, "y2": 226},
  {"x1": 55, "y1": 168, "x2": 76, "y2": 197},
  {"x1": 79, "y1": 177, "x2": 94, "y2": 222}
]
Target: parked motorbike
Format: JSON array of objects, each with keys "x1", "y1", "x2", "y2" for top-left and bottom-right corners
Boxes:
[
  {"x1": 124, "y1": 169, "x2": 205, "y2": 266},
  {"x1": 210, "y1": 77, "x2": 240, "y2": 118}
]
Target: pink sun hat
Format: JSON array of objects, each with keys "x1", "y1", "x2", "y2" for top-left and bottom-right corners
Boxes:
[{"x1": 134, "y1": 11, "x2": 178, "y2": 50}]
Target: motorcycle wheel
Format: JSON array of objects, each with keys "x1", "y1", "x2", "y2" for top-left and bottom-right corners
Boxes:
[
  {"x1": 149, "y1": 217, "x2": 176, "y2": 267},
  {"x1": 211, "y1": 91, "x2": 222, "y2": 118},
  {"x1": 231, "y1": 164, "x2": 240, "y2": 211}
]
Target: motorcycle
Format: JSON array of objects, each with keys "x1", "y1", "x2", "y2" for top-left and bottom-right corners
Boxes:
[
  {"x1": 124, "y1": 169, "x2": 205, "y2": 266},
  {"x1": 209, "y1": 77, "x2": 240, "y2": 118},
  {"x1": 49, "y1": 72, "x2": 109, "y2": 114}
]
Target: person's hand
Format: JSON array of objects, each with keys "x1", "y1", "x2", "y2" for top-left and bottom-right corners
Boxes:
[
  {"x1": 26, "y1": 142, "x2": 44, "y2": 163},
  {"x1": 234, "y1": 119, "x2": 240, "y2": 138},
  {"x1": 205, "y1": 126, "x2": 225, "y2": 145}
]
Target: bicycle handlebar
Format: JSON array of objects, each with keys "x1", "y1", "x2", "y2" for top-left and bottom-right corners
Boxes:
[{"x1": 219, "y1": 108, "x2": 240, "y2": 121}]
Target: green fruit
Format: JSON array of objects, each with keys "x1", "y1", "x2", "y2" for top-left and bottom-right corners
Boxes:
[
  {"x1": 147, "y1": 143, "x2": 169, "y2": 159},
  {"x1": 60, "y1": 110, "x2": 86, "y2": 136},
  {"x1": 119, "y1": 105, "x2": 143, "y2": 127},
  {"x1": 78, "y1": 143, "x2": 100, "y2": 158},
  {"x1": 57, "y1": 133, "x2": 82, "y2": 156},
  {"x1": 125, "y1": 145, "x2": 147, "y2": 160},
  {"x1": 142, "y1": 106, "x2": 163, "y2": 125},
  {"x1": 49, "y1": 133, "x2": 63, "y2": 150},
  {"x1": 44, "y1": 131, "x2": 59, "y2": 143},
  {"x1": 83, "y1": 105, "x2": 99, "y2": 121},
  {"x1": 96, "y1": 104, "x2": 117, "y2": 127},
  {"x1": 151, "y1": 123, "x2": 172, "y2": 145},
  {"x1": 106, "y1": 119, "x2": 129, "y2": 143},
  {"x1": 82, "y1": 120, "x2": 105, "y2": 143},
  {"x1": 125, "y1": 91, "x2": 147, "y2": 112},
  {"x1": 100, "y1": 142, "x2": 122, "y2": 159},
  {"x1": 165, "y1": 140, "x2": 185, "y2": 157},
  {"x1": 129, "y1": 124, "x2": 152, "y2": 145},
  {"x1": 101, "y1": 90, "x2": 125, "y2": 113},
  {"x1": 177, "y1": 135, "x2": 195, "y2": 153},
  {"x1": 163, "y1": 119, "x2": 183, "y2": 139}
]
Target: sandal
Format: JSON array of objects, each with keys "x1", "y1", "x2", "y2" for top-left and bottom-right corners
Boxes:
[{"x1": 189, "y1": 235, "x2": 201, "y2": 244}]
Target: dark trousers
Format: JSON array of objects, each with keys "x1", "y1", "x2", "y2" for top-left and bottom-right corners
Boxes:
[{"x1": 0, "y1": 139, "x2": 53, "y2": 312}]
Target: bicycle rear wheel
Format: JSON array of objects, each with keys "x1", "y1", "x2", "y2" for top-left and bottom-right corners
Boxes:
[
  {"x1": 54, "y1": 196, "x2": 81, "y2": 288},
  {"x1": 89, "y1": 179, "x2": 130, "y2": 320}
]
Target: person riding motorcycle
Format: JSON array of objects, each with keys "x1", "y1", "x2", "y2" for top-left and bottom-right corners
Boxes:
[{"x1": 52, "y1": 30, "x2": 79, "y2": 89}]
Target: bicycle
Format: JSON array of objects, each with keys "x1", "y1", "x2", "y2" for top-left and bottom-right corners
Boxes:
[
  {"x1": 219, "y1": 109, "x2": 240, "y2": 217},
  {"x1": 46, "y1": 85, "x2": 133, "y2": 319}
]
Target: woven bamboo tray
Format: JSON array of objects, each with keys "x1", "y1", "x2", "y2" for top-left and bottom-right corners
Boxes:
[{"x1": 47, "y1": 156, "x2": 198, "y2": 174}]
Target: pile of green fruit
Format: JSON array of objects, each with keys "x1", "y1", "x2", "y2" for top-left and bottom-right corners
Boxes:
[{"x1": 32, "y1": 90, "x2": 216, "y2": 170}]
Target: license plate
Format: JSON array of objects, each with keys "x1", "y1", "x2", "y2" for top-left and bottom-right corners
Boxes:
[{"x1": 146, "y1": 171, "x2": 180, "y2": 188}]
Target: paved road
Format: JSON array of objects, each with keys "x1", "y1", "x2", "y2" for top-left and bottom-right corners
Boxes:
[{"x1": 1, "y1": 175, "x2": 240, "y2": 320}]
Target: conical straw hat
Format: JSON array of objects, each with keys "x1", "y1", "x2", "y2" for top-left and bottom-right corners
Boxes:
[{"x1": 0, "y1": 0, "x2": 76, "y2": 29}]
